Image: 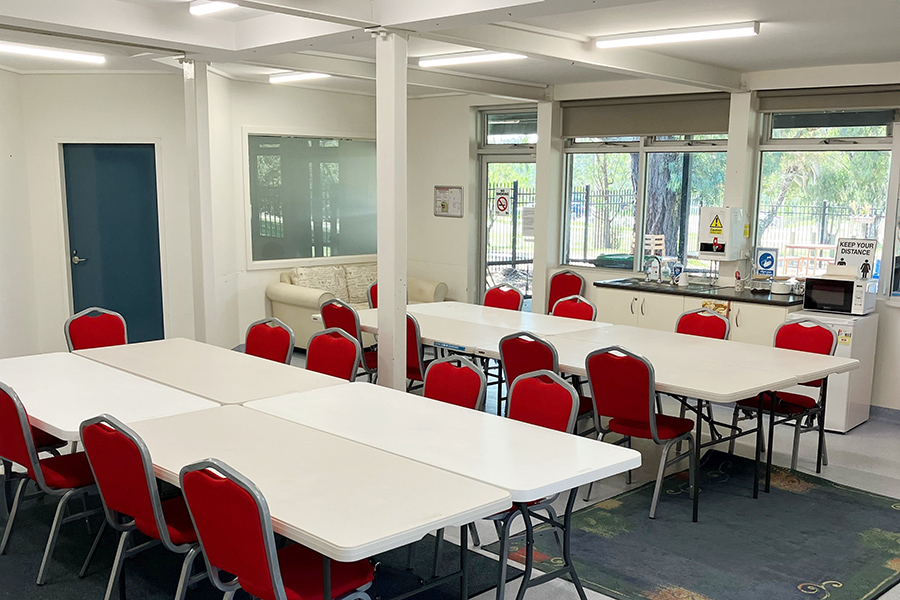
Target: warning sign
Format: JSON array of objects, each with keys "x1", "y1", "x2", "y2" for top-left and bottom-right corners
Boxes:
[
  {"x1": 494, "y1": 187, "x2": 511, "y2": 216},
  {"x1": 709, "y1": 214, "x2": 723, "y2": 235}
]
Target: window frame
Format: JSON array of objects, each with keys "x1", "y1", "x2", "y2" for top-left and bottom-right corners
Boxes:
[
  {"x1": 242, "y1": 126, "x2": 377, "y2": 271},
  {"x1": 561, "y1": 135, "x2": 729, "y2": 274},
  {"x1": 478, "y1": 107, "x2": 538, "y2": 153}
]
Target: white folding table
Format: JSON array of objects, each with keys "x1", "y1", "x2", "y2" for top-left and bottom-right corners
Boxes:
[
  {"x1": 246, "y1": 382, "x2": 641, "y2": 600},
  {"x1": 77, "y1": 338, "x2": 345, "y2": 405},
  {"x1": 405, "y1": 301, "x2": 612, "y2": 337},
  {"x1": 128, "y1": 405, "x2": 512, "y2": 600}
]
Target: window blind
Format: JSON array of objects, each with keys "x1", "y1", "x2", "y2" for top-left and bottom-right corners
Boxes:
[{"x1": 757, "y1": 85, "x2": 900, "y2": 113}]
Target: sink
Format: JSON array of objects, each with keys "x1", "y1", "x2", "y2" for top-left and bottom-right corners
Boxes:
[{"x1": 597, "y1": 278, "x2": 724, "y2": 293}]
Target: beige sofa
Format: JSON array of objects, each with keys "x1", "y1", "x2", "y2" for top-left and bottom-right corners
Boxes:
[{"x1": 265, "y1": 262, "x2": 449, "y2": 349}]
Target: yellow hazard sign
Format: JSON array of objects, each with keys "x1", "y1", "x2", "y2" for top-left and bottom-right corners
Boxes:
[{"x1": 709, "y1": 214, "x2": 723, "y2": 235}]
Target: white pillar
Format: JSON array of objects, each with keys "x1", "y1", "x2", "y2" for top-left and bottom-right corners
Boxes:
[
  {"x1": 183, "y1": 60, "x2": 216, "y2": 342},
  {"x1": 375, "y1": 31, "x2": 408, "y2": 389},
  {"x1": 532, "y1": 101, "x2": 564, "y2": 314}
]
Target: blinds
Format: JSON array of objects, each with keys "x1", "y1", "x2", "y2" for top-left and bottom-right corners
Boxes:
[
  {"x1": 757, "y1": 85, "x2": 900, "y2": 113},
  {"x1": 561, "y1": 93, "x2": 730, "y2": 138}
]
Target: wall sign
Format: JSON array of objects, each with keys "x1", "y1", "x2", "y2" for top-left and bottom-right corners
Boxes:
[
  {"x1": 494, "y1": 187, "x2": 511, "y2": 216},
  {"x1": 521, "y1": 206, "x2": 535, "y2": 238},
  {"x1": 835, "y1": 238, "x2": 877, "y2": 279},
  {"x1": 755, "y1": 247, "x2": 778, "y2": 277},
  {"x1": 433, "y1": 186, "x2": 464, "y2": 218}
]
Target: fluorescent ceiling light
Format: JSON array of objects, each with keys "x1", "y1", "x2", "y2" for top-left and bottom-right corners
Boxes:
[
  {"x1": 595, "y1": 21, "x2": 759, "y2": 49},
  {"x1": 0, "y1": 41, "x2": 105, "y2": 64},
  {"x1": 418, "y1": 52, "x2": 527, "y2": 68},
  {"x1": 190, "y1": 1, "x2": 238, "y2": 16},
  {"x1": 269, "y1": 72, "x2": 331, "y2": 84}
]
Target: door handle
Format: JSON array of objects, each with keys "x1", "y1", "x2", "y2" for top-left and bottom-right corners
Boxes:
[
  {"x1": 640, "y1": 298, "x2": 645, "y2": 316},
  {"x1": 72, "y1": 255, "x2": 88, "y2": 265},
  {"x1": 735, "y1": 308, "x2": 741, "y2": 327}
]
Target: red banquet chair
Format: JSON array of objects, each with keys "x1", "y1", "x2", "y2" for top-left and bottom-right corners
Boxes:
[
  {"x1": 550, "y1": 295, "x2": 597, "y2": 321},
  {"x1": 547, "y1": 270, "x2": 585, "y2": 314},
  {"x1": 423, "y1": 355, "x2": 487, "y2": 412},
  {"x1": 585, "y1": 347, "x2": 696, "y2": 519},
  {"x1": 0, "y1": 382, "x2": 103, "y2": 585},
  {"x1": 80, "y1": 415, "x2": 205, "y2": 600},
  {"x1": 306, "y1": 328, "x2": 362, "y2": 382},
  {"x1": 64, "y1": 306, "x2": 127, "y2": 352},
  {"x1": 180, "y1": 459, "x2": 374, "y2": 600},
  {"x1": 729, "y1": 318, "x2": 837, "y2": 472},
  {"x1": 321, "y1": 299, "x2": 377, "y2": 382},
  {"x1": 406, "y1": 314, "x2": 428, "y2": 391},
  {"x1": 367, "y1": 282, "x2": 378, "y2": 309},
  {"x1": 674, "y1": 308, "x2": 731, "y2": 448},
  {"x1": 484, "y1": 285, "x2": 524, "y2": 311},
  {"x1": 244, "y1": 318, "x2": 295, "y2": 365}
]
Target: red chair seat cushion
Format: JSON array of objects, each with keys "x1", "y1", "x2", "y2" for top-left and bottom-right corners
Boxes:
[
  {"x1": 609, "y1": 414, "x2": 693, "y2": 440},
  {"x1": 39, "y1": 452, "x2": 95, "y2": 489},
  {"x1": 363, "y1": 351, "x2": 378, "y2": 370},
  {"x1": 160, "y1": 496, "x2": 199, "y2": 546},
  {"x1": 278, "y1": 543, "x2": 374, "y2": 600},
  {"x1": 736, "y1": 392, "x2": 817, "y2": 415},
  {"x1": 31, "y1": 427, "x2": 66, "y2": 450}
]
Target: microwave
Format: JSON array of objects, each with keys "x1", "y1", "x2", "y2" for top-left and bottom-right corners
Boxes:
[{"x1": 803, "y1": 277, "x2": 877, "y2": 315}]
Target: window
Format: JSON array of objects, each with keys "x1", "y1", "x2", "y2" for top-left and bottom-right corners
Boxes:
[
  {"x1": 248, "y1": 135, "x2": 376, "y2": 262},
  {"x1": 483, "y1": 111, "x2": 538, "y2": 145},
  {"x1": 756, "y1": 110, "x2": 893, "y2": 279}
]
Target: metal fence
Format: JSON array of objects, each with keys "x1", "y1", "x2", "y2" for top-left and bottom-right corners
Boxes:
[
  {"x1": 565, "y1": 186, "x2": 637, "y2": 265},
  {"x1": 485, "y1": 182, "x2": 536, "y2": 296},
  {"x1": 757, "y1": 201, "x2": 885, "y2": 249}
]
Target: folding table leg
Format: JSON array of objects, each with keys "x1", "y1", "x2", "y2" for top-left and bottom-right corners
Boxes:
[
  {"x1": 765, "y1": 391, "x2": 776, "y2": 492},
  {"x1": 459, "y1": 523, "x2": 469, "y2": 600},
  {"x1": 816, "y1": 381, "x2": 828, "y2": 474},
  {"x1": 692, "y1": 409, "x2": 702, "y2": 523},
  {"x1": 323, "y1": 556, "x2": 332, "y2": 600},
  {"x1": 513, "y1": 503, "x2": 534, "y2": 600},
  {"x1": 561, "y1": 489, "x2": 588, "y2": 600},
  {"x1": 753, "y1": 393, "x2": 763, "y2": 500}
]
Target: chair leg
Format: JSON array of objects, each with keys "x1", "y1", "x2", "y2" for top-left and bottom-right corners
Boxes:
[
  {"x1": 175, "y1": 545, "x2": 203, "y2": 600},
  {"x1": 431, "y1": 528, "x2": 444, "y2": 579},
  {"x1": 495, "y1": 514, "x2": 516, "y2": 600},
  {"x1": 625, "y1": 437, "x2": 633, "y2": 485},
  {"x1": 468, "y1": 522, "x2": 480, "y2": 547},
  {"x1": 37, "y1": 489, "x2": 77, "y2": 585},
  {"x1": 104, "y1": 530, "x2": 131, "y2": 600},
  {"x1": 80, "y1": 520, "x2": 107, "y2": 578},
  {"x1": 649, "y1": 440, "x2": 675, "y2": 519},
  {"x1": 676, "y1": 401, "x2": 688, "y2": 453},
  {"x1": 728, "y1": 407, "x2": 739, "y2": 455},
  {"x1": 0, "y1": 478, "x2": 26, "y2": 554},
  {"x1": 406, "y1": 543, "x2": 415, "y2": 570},
  {"x1": 820, "y1": 413, "x2": 829, "y2": 467},
  {"x1": 583, "y1": 482, "x2": 594, "y2": 502},
  {"x1": 791, "y1": 417, "x2": 802, "y2": 471}
]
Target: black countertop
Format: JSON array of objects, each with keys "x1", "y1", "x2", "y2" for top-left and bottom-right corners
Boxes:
[{"x1": 593, "y1": 279, "x2": 803, "y2": 307}]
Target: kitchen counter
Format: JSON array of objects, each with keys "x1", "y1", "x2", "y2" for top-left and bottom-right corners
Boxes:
[{"x1": 593, "y1": 278, "x2": 803, "y2": 307}]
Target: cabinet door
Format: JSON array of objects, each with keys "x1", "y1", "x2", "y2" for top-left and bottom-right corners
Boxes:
[
  {"x1": 637, "y1": 292, "x2": 685, "y2": 331},
  {"x1": 591, "y1": 287, "x2": 640, "y2": 326},
  {"x1": 730, "y1": 302, "x2": 788, "y2": 345}
]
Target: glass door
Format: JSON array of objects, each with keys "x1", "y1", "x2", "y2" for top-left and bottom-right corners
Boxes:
[{"x1": 481, "y1": 158, "x2": 537, "y2": 301}]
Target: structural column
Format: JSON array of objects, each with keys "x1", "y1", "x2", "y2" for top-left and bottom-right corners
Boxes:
[
  {"x1": 532, "y1": 101, "x2": 564, "y2": 314},
  {"x1": 374, "y1": 30, "x2": 408, "y2": 389},
  {"x1": 721, "y1": 91, "x2": 759, "y2": 283},
  {"x1": 183, "y1": 60, "x2": 217, "y2": 343}
]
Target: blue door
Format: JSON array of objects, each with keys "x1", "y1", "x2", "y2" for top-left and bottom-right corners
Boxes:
[{"x1": 63, "y1": 144, "x2": 164, "y2": 343}]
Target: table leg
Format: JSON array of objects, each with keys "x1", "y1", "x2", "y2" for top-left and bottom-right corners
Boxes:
[
  {"x1": 753, "y1": 393, "x2": 763, "y2": 499},
  {"x1": 513, "y1": 503, "x2": 533, "y2": 600},
  {"x1": 323, "y1": 556, "x2": 332, "y2": 600},
  {"x1": 459, "y1": 523, "x2": 469, "y2": 600},
  {"x1": 562, "y1": 489, "x2": 588, "y2": 600},
  {"x1": 692, "y1": 399, "x2": 702, "y2": 523},
  {"x1": 765, "y1": 391, "x2": 776, "y2": 492},
  {"x1": 816, "y1": 380, "x2": 828, "y2": 474}
]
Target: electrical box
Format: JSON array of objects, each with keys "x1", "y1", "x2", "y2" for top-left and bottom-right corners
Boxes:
[{"x1": 698, "y1": 207, "x2": 747, "y2": 261}]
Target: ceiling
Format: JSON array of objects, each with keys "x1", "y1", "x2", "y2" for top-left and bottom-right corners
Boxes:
[{"x1": 0, "y1": 0, "x2": 897, "y2": 98}]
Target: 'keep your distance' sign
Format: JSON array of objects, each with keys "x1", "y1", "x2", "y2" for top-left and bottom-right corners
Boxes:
[{"x1": 836, "y1": 238, "x2": 878, "y2": 280}]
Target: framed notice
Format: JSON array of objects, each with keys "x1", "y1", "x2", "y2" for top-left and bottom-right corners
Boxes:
[{"x1": 434, "y1": 186, "x2": 464, "y2": 218}]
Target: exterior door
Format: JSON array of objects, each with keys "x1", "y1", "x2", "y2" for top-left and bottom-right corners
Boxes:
[
  {"x1": 63, "y1": 144, "x2": 164, "y2": 343},
  {"x1": 481, "y1": 158, "x2": 536, "y2": 301}
]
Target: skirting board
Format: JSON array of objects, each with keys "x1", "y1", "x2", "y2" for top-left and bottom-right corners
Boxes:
[{"x1": 870, "y1": 405, "x2": 900, "y2": 427}]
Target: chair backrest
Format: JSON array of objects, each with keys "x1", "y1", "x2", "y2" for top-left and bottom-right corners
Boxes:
[
  {"x1": 245, "y1": 318, "x2": 295, "y2": 365},
  {"x1": 774, "y1": 319, "x2": 838, "y2": 387},
  {"x1": 423, "y1": 356, "x2": 486, "y2": 411},
  {"x1": 406, "y1": 314, "x2": 426, "y2": 381},
  {"x1": 547, "y1": 271, "x2": 585, "y2": 313},
  {"x1": 675, "y1": 308, "x2": 730, "y2": 340},
  {"x1": 321, "y1": 299, "x2": 364, "y2": 344},
  {"x1": 367, "y1": 282, "x2": 378, "y2": 309},
  {"x1": 499, "y1": 331, "x2": 559, "y2": 385},
  {"x1": 181, "y1": 459, "x2": 283, "y2": 600},
  {"x1": 80, "y1": 415, "x2": 185, "y2": 550},
  {"x1": 507, "y1": 370, "x2": 578, "y2": 433},
  {"x1": 0, "y1": 382, "x2": 46, "y2": 489},
  {"x1": 306, "y1": 328, "x2": 361, "y2": 381},
  {"x1": 65, "y1": 307, "x2": 127, "y2": 352},
  {"x1": 585, "y1": 346, "x2": 664, "y2": 443},
  {"x1": 643, "y1": 234, "x2": 666, "y2": 255},
  {"x1": 484, "y1": 285, "x2": 524, "y2": 311},
  {"x1": 551, "y1": 295, "x2": 597, "y2": 321}
]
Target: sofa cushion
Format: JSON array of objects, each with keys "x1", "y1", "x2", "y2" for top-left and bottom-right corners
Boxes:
[
  {"x1": 344, "y1": 263, "x2": 378, "y2": 305},
  {"x1": 290, "y1": 266, "x2": 349, "y2": 301}
]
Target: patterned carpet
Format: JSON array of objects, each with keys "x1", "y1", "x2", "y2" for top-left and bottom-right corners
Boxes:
[{"x1": 490, "y1": 450, "x2": 900, "y2": 600}]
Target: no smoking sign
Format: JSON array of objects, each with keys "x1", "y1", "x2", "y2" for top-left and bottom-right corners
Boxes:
[{"x1": 494, "y1": 187, "x2": 511, "y2": 216}]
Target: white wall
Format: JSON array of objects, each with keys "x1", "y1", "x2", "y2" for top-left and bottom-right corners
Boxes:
[
  {"x1": 0, "y1": 69, "x2": 39, "y2": 358},
  {"x1": 19, "y1": 73, "x2": 194, "y2": 353}
]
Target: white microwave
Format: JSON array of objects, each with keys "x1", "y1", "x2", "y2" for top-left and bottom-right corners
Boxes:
[{"x1": 803, "y1": 277, "x2": 877, "y2": 315}]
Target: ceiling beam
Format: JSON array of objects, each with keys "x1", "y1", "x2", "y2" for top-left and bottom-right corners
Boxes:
[
  {"x1": 229, "y1": 0, "x2": 376, "y2": 29},
  {"x1": 247, "y1": 52, "x2": 549, "y2": 100},
  {"x1": 420, "y1": 24, "x2": 745, "y2": 92}
]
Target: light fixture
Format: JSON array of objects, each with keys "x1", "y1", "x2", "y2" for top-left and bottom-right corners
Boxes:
[
  {"x1": 0, "y1": 41, "x2": 105, "y2": 64},
  {"x1": 594, "y1": 21, "x2": 759, "y2": 49},
  {"x1": 418, "y1": 52, "x2": 527, "y2": 68},
  {"x1": 268, "y1": 72, "x2": 331, "y2": 84},
  {"x1": 189, "y1": 1, "x2": 238, "y2": 16}
]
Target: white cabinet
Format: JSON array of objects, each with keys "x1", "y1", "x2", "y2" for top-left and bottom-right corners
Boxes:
[
  {"x1": 730, "y1": 301, "x2": 800, "y2": 346},
  {"x1": 592, "y1": 287, "x2": 639, "y2": 326},
  {"x1": 636, "y1": 292, "x2": 685, "y2": 331}
]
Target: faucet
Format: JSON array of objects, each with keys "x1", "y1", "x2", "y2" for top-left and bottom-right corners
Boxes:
[{"x1": 644, "y1": 255, "x2": 662, "y2": 283}]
